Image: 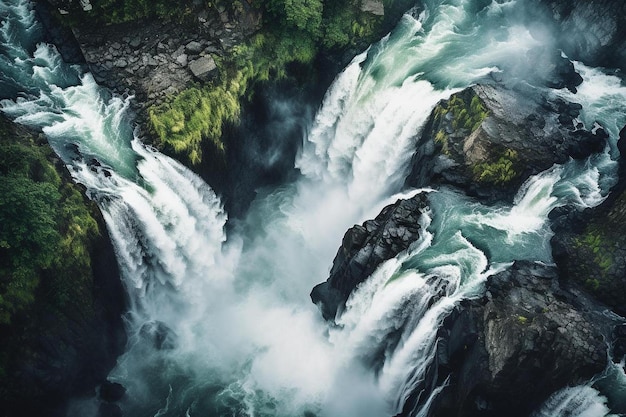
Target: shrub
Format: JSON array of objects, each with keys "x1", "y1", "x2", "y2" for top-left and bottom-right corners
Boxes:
[
  {"x1": 472, "y1": 148, "x2": 519, "y2": 185},
  {"x1": 0, "y1": 119, "x2": 99, "y2": 324}
]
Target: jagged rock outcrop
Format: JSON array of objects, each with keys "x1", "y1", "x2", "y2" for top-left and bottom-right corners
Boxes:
[
  {"x1": 311, "y1": 193, "x2": 429, "y2": 320},
  {"x1": 423, "y1": 261, "x2": 611, "y2": 417},
  {"x1": 531, "y1": 0, "x2": 626, "y2": 70},
  {"x1": 405, "y1": 84, "x2": 607, "y2": 202}
]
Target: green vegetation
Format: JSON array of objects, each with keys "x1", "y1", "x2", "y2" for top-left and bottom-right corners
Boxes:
[
  {"x1": 574, "y1": 228, "x2": 613, "y2": 278},
  {"x1": 472, "y1": 148, "x2": 519, "y2": 185},
  {"x1": 517, "y1": 315, "x2": 528, "y2": 325},
  {"x1": 0, "y1": 118, "x2": 99, "y2": 324},
  {"x1": 149, "y1": 85, "x2": 240, "y2": 165},
  {"x1": 433, "y1": 93, "x2": 488, "y2": 133},
  {"x1": 147, "y1": 0, "x2": 391, "y2": 164},
  {"x1": 431, "y1": 92, "x2": 488, "y2": 158},
  {"x1": 56, "y1": 0, "x2": 196, "y2": 24}
]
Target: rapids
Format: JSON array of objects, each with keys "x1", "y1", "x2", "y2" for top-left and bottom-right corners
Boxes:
[{"x1": 1, "y1": 0, "x2": 625, "y2": 416}]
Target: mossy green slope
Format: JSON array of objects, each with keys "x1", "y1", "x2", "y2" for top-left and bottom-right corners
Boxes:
[{"x1": 0, "y1": 116, "x2": 124, "y2": 414}]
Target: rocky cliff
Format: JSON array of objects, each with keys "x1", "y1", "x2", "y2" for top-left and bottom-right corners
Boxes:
[
  {"x1": 531, "y1": 0, "x2": 626, "y2": 69},
  {"x1": 551, "y1": 130, "x2": 626, "y2": 317},
  {"x1": 427, "y1": 261, "x2": 613, "y2": 417}
]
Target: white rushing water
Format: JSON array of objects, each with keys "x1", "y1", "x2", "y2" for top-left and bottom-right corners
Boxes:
[{"x1": 2, "y1": 0, "x2": 626, "y2": 416}]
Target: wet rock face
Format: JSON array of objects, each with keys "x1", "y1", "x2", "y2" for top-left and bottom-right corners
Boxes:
[
  {"x1": 427, "y1": 261, "x2": 610, "y2": 417},
  {"x1": 405, "y1": 84, "x2": 607, "y2": 203},
  {"x1": 534, "y1": 0, "x2": 626, "y2": 70},
  {"x1": 311, "y1": 193, "x2": 429, "y2": 321}
]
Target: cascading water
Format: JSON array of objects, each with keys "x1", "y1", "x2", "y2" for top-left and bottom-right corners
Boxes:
[{"x1": 2, "y1": 0, "x2": 626, "y2": 416}]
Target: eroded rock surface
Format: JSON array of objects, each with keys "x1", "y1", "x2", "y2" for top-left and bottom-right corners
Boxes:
[
  {"x1": 426, "y1": 261, "x2": 611, "y2": 417},
  {"x1": 311, "y1": 193, "x2": 429, "y2": 320}
]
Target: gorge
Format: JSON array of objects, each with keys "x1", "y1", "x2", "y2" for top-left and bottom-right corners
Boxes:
[{"x1": 1, "y1": 0, "x2": 626, "y2": 417}]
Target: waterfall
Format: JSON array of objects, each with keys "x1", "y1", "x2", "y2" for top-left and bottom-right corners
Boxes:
[{"x1": 2, "y1": 0, "x2": 626, "y2": 416}]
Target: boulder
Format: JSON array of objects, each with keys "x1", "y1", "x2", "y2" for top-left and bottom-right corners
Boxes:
[
  {"x1": 311, "y1": 193, "x2": 429, "y2": 320},
  {"x1": 405, "y1": 84, "x2": 607, "y2": 203},
  {"x1": 188, "y1": 55, "x2": 218, "y2": 81},
  {"x1": 185, "y1": 40, "x2": 203, "y2": 55},
  {"x1": 422, "y1": 261, "x2": 611, "y2": 417}
]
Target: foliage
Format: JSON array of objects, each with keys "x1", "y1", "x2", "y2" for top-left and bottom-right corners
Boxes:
[
  {"x1": 574, "y1": 228, "x2": 613, "y2": 276},
  {"x1": 263, "y1": 0, "x2": 323, "y2": 35},
  {"x1": 321, "y1": 2, "x2": 382, "y2": 49},
  {"x1": 434, "y1": 129, "x2": 449, "y2": 155},
  {"x1": 472, "y1": 148, "x2": 519, "y2": 185},
  {"x1": 0, "y1": 119, "x2": 99, "y2": 324},
  {"x1": 435, "y1": 94, "x2": 488, "y2": 132},
  {"x1": 56, "y1": 0, "x2": 196, "y2": 24},
  {"x1": 149, "y1": 85, "x2": 240, "y2": 165},
  {"x1": 149, "y1": 0, "x2": 396, "y2": 164}
]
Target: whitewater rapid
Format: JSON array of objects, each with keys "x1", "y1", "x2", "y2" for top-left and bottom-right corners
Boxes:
[{"x1": 2, "y1": 0, "x2": 626, "y2": 416}]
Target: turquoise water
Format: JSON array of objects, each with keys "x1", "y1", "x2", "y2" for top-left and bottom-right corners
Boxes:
[{"x1": 1, "y1": 0, "x2": 626, "y2": 416}]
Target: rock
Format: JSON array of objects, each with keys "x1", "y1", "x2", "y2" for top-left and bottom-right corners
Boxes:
[
  {"x1": 176, "y1": 53, "x2": 188, "y2": 67},
  {"x1": 156, "y1": 41, "x2": 168, "y2": 54},
  {"x1": 530, "y1": 0, "x2": 626, "y2": 70},
  {"x1": 405, "y1": 84, "x2": 608, "y2": 203},
  {"x1": 129, "y1": 37, "x2": 142, "y2": 49},
  {"x1": 185, "y1": 40, "x2": 203, "y2": 55},
  {"x1": 113, "y1": 58, "x2": 127, "y2": 68},
  {"x1": 423, "y1": 261, "x2": 611, "y2": 417},
  {"x1": 99, "y1": 381, "x2": 126, "y2": 402},
  {"x1": 311, "y1": 193, "x2": 429, "y2": 321},
  {"x1": 361, "y1": 0, "x2": 385, "y2": 15},
  {"x1": 551, "y1": 155, "x2": 626, "y2": 317},
  {"x1": 188, "y1": 55, "x2": 217, "y2": 80}
]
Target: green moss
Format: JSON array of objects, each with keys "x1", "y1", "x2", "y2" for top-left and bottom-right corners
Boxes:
[
  {"x1": 472, "y1": 148, "x2": 519, "y2": 185},
  {"x1": 574, "y1": 228, "x2": 613, "y2": 278},
  {"x1": 149, "y1": 85, "x2": 240, "y2": 165},
  {"x1": 517, "y1": 315, "x2": 528, "y2": 325},
  {"x1": 432, "y1": 92, "x2": 488, "y2": 145},
  {"x1": 446, "y1": 94, "x2": 488, "y2": 132},
  {"x1": 434, "y1": 129, "x2": 449, "y2": 155}
]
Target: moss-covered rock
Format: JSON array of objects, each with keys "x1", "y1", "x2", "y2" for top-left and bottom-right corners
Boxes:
[
  {"x1": 405, "y1": 84, "x2": 608, "y2": 203},
  {"x1": 553, "y1": 188, "x2": 626, "y2": 316}
]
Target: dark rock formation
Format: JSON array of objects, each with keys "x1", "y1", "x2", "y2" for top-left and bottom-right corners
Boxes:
[
  {"x1": 531, "y1": 0, "x2": 626, "y2": 70},
  {"x1": 35, "y1": 0, "x2": 85, "y2": 65},
  {"x1": 424, "y1": 261, "x2": 611, "y2": 417},
  {"x1": 311, "y1": 193, "x2": 429, "y2": 320},
  {"x1": 405, "y1": 84, "x2": 607, "y2": 203},
  {"x1": 551, "y1": 128, "x2": 626, "y2": 317}
]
